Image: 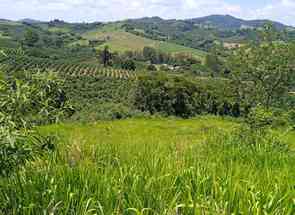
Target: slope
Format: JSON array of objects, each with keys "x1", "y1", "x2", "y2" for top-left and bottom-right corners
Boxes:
[{"x1": 80, "y1": 23, "x2": 206, "y2": 60}]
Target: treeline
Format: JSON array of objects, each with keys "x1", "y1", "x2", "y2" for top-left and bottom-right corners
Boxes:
[
  {"x1": 129, "y1": 26, "x2": 295, "y2": 119},
  {"x1": 135, "y1": 73, "x2": 243, "y2": 118},
  {"x1": 96, "y1": 46, "x2": 201, "y2": 71}
]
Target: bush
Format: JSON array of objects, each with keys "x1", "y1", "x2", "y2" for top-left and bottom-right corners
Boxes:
[
  {"x1": 147, "y1": 64, "x2": 157, "y2": 71},
  {"x1": 287, "y1": 109, "x2": 295, "y2": 128},
  {"x1": 0, "y1": 71, "x2": 73, "y2": 128},
  {"x1": 0, "y1": 70, "x2": 69, "y2": 176},
  {"x1": 0, "y1": 114, "x2": 56, "y2": 176},
  {"x1": 246, "y1": 106, "x2": 291, "y2": 130},
  {"x1": 70, "y1": 102, "x2": 144, "y2": 122},
  {"x1": 245, "y1": 105, "x2": 275, "y2": 130},
  {"x1": 121, "y1": 59, "x2": 136, "y2": 71}
]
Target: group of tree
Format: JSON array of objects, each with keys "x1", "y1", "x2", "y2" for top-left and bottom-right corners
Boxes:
[
  {"x1": 96, "y1": 46, "x2": 136, "y2": 70},
  {"x1": 135, "y1": 25, "x2": 295, "y2": 117},
  {"x1": 135, "y1": 73, "x2": 243, "y2": 118},
  {"x1": 228, "y1": 24, "x2": 295, "y2": 108},
  {"x1": 142, "y1": 46, "x2": 200, "y2": 65},
  {"x1": 21, "y1": 29, "x2": 72, "y2": 49},
  {"x1": 96, "y1": 45, "x2": 202, "y2": 71}
]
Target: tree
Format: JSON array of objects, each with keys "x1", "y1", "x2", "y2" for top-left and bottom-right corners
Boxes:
[
  {"x1": 121, "y1": 59, "x2": 136, "y2": 71},
  {"x1": 204, "y1": 52, "x2": 221, "y2": 76},
  {"x1": 55, "y1": 36, "x2": 64, "y2": 48},
  {"x1": 100, "y1": 46, "x2": 111, "y2": 67},
  {"x1": 43, "y1": 35, "x2": 54, "y2": 47},
  {"x1": 147, "y1": 64, "x2": 157, "y2": 71},
  {"x1": 143, "y1": 46, "x2": 157, "y2": 63},
  {"x1": 228, "y1": 25, "x2": 295, "y2": 108},
  {"x1": 23, "y1": 29, "x2": 39, "y2": 47}
]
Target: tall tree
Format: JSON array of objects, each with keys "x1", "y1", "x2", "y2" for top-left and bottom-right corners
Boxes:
[
  {"x1": 100, "y1": 46, "x2": 111, "y2": 67},
  {"x1": 23, "y1": 29, "x2": 39, "y2": 47},
  {"x1": 143, "y1": 46, "x2": 157, "y2": 63},
  {"x1": 228, "y1": 25, "x2": 295, "y2": 107},
  {"x1": 204, "y1": 48, "x2": 222, "y2": 76}
]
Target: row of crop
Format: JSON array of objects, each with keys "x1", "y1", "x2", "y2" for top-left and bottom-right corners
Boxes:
[{"x1": 0, "y1": 57, "x2": 137, "y2": 80}]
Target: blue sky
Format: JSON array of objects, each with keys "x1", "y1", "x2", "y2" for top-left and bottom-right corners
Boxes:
[{"x1": 1, "y1": 0, "x2": 295, "y2": 26}]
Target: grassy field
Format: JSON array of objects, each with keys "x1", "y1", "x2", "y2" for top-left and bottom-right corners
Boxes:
[
  {"x1": 80, "y1": 24, "x2": 206, "y2": 60},
  {"x1": 47, "y1": 27, "x2": 71, "y2": 33},
  {"x1": 1, "y1": 116, "x2": 295, "y2": 214}
]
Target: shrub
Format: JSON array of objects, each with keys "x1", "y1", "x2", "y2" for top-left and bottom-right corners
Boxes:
[
  {"x1": 0, "y1": 113, "x2": 56, "y2": 176},
  {"x1": 0, "y1": 71, "x2": 73, "y2": 128},
  {"x1": 287, "y1": 109, "x2": 295, "y2": 128},
  {"x1": 245, "y1": 105, "x2": 275, "y2": 130},
  {"x1": 70, "y1": 102, "x2": 143, "y2": 122},
  {"x1": 121, "y1": 59, "x2": 136, "y2": 71},
  {"x1": 147, "y1": 64, "x2": 157, "y2": 71},
  {"x1": 0, "y1": 70, "x2": 69, "y2": 176}
]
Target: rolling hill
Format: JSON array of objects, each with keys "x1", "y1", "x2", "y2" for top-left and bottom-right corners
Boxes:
[
  {"x1": 79, "y1": 24, "x2": 206, "y2": 60},
  {"x1": 188, "y1": 15, "x2": 291, "y2": 30},
  {"x1": 123, "y1": 15, "x2": 295, "y2": 51},
  {"x1": 0, "y1": 14, "x2": 294, "y2": 59}
]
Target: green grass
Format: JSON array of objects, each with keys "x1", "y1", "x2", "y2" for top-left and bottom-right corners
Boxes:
[
  {"x1": 1, "y1": 116, "x2": 295, "y2": 214},
  {"x1": 80, "y1": 24, "x2": 206, "y2": 60},
  {"x1": 48, "y1": 27, "x2": 71, "y2": 33}
]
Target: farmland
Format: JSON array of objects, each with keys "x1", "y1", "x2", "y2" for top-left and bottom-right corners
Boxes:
[
  {"x1": 80, "y1": 24, "x2": 206, "y2": 60},
  {"x1": 0, "y1": 11, "x2": 295, "y2": 215}
]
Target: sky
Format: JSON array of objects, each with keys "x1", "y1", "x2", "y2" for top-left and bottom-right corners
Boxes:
[{"x1": 1, "y1": 0, "x2": 295, "y2": 26}]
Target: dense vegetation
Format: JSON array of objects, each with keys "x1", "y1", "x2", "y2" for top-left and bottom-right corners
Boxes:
[
  {"x1": 1, "y1": 117, "x2": 294, "y2": 214},
  {"x1": 123, "y1": 15, "x2": 295, "y2": 51},
  {"x1": 0, "y1": 15, "x2": 294, "y2": 214}
]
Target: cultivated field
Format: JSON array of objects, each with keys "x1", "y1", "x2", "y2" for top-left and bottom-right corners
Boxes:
[{"x1": 81, "y1": 24, "x2": 206, "y2": 60}]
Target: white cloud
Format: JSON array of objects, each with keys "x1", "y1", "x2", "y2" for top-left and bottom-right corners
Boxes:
[
  {"x1": 0, "y1": 0, "x2": 294, "y2": 25},
  {"x1": 246, "y1": 0, "x2": 295, "y2": 25}
]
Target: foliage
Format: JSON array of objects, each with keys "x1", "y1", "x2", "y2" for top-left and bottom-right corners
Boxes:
[
  {"x1": 228, "y1": 37, "x2": 295, "y2": 108},
  {"x1": 135, "y1": 73, "x2": 243, "y2": 118},
  {"x1": 288, "y1": 109, "x2": 295, "y2": 126},
  {"x1": 1, "y1": 117, "x2": 294, "y2": 214},
  {"x1": 62, "y1": 75, "x2": 137, "y2": 121},
  {"x1": 204, "y1": 52, "x2": 222, "y2": 75},
  {"x1": 147, "y1": 64, "x2": 157, "y2": 71},
  {"x1": 0, "y1": 114, "x2": 56, "y2": 176},
  {"x1": 70, "y1": 102, "x2": 145, "y2": 122},
  {"x1": 245, "y1": 105, "x2": 275, "y2": 130},
  {"x1": 0, "y1": 68, "x2": 71, "y2": 176},
  {"x1": 0, "y1": 71, "x2": 73, "y2": 128},
  {"x1": 120, "y1": 59, "x2": 136, "y2": 71},
  {"x1": 22, "y1": 29, "x2": 39, "y2": 47}
]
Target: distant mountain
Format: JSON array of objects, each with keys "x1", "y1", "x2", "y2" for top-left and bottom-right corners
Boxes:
[
  {"x1": 0, "y1": 18, "x2": 11, "y2": 22},
  {"x1": 19, "y1": 18, "x2": 42, "y2": 24},
  {"x1": 188, "y1": 15, "x2": 291, "y2": 30},
  {"x1": 121, "y1": 15, "x2": 295, "y2": 52},
  {"x1": 1, "y1": 14, "x2": 295, "y2": 53}
]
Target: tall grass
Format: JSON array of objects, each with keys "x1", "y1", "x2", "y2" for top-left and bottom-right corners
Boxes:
[{"x1": 0, "y1": 117, "x2": 294, "y2": 214}]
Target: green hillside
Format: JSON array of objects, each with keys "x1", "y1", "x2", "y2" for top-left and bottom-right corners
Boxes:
[{"x1": 80, "y1": 24, "x2": 206, "y2": 60}]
